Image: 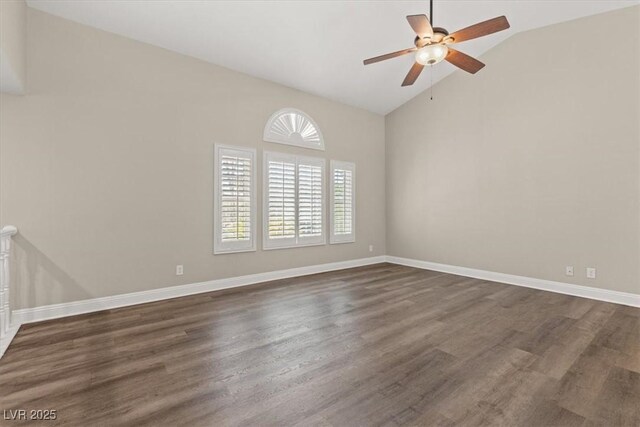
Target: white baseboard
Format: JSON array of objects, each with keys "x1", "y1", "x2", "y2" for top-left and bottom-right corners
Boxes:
[
  {"x1": 0, "y1": 324, "x2": 20, "y2": 358},
  {"x1": 385, "y1": 256, "x2": 640, "y2": 308},
  {"x1": 4, "y1": 254, "x2": 637, "y2": 359},
  {"x1": 11, "y1": 256, "x2": 386, "y2": 326}
]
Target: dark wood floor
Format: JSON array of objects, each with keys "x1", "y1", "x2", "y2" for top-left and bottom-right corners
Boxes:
[{"x1": 1, "y1": 263, "x2": 638, "y2": 426}]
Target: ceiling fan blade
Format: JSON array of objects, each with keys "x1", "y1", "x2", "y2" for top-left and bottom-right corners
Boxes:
[
  {"x1": 406, "y1": 14, "x2": 434, "y2": 38},
  {"x1": 445, "y1": 48, "x2": 485, "y2": 74},
  {"x1": 363, "y1": 47, "x2": 417, "y2": 65},
  {"x1": 401, "y1": 62, "x2": 425, "y2": 86},
  {"x1": 447, "y1": 16, "x2": 510, "y2": 44}
]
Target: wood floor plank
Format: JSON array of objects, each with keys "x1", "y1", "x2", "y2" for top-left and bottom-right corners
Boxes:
[{"x1": 0, "y1": 263, "x2": 637, "y2": 426}]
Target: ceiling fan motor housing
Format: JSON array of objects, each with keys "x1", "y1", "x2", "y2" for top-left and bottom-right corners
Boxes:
[{"x1": 414, "y1": 27, "x2": 449, "y2": 47}]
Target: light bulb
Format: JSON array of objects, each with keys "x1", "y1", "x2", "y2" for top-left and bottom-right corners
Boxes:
[{"x1": 415, "y1": 44, "x2": 449, "y2": 66}]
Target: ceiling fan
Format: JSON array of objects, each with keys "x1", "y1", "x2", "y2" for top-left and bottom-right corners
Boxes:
[{"x1": 363, "y1": 0, "x2": 510, "y2": 86}]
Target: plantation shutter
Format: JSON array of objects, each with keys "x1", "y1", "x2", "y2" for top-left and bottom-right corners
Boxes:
[
  {"x1": 214, "y1": 145, "x2": 256, "y2": 254},
  {"x1": 263, "y1": 152, "x2": 325, "y2": 249},
  {"x1": 330, "y1": 161, "x2": 355, "y2": 244},
  {"x1": 266, "y1": 158, "x2": 296, "y2": 247},
  {"x1": 297, "y1": 157, "x2": 325, "y2": 245}
]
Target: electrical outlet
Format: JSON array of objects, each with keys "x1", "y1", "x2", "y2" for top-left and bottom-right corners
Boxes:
[
  {"x1": 565, "y1": 266, "x2": 574, "y2": 277},
  {"x1": 176, "y1": 265, "x2": 184, "y2": 276},
  {"x1": 368, "y1": 245, "x2": 373, "y2": 253},
  {"x1": 586, "y1": 267, "x2": 596, "y2": 279}
]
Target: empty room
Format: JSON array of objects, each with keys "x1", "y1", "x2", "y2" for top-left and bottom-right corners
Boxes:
[{"x1": 0, "y1": 0, "x2": 638, "y2": 425}]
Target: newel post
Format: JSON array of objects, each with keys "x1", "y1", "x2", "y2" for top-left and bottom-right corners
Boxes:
[{"x1": 0, "y1": 225, "x2": 18, "y2": 342}]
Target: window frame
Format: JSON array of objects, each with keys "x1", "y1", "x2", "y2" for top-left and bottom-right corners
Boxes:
[
  {"x1": 213, "y1": 143, "x2": 257, "y2": 254},
  {"x1": 263, "y1": 151, "x2": 326, "y2": 250},
  {"x1": 330, "y1": 160, "x2": 356, "y2": 244}
]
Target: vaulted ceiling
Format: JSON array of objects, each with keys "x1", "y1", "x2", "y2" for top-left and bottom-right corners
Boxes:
[{"x1": 27, "y1": 0, "x2": 639, "y2": 114}]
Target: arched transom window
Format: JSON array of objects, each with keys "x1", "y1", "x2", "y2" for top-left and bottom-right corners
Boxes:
[{"x1": 263, "y1": 108, "x2": 325, "y2": 151}]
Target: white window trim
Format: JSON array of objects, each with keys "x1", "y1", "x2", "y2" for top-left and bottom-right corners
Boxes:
[
  {"x1": 263, "y1": 151, "x2": 326, "y2": 250},
  {"x1": 214, "y1": 144, "x2": 257, "y2": 254},
  {"x1": 263, "y1": 108, "x2": 325, "y2": 151},
  {"x1": 330, "y1": 160, "x2": 356, "y2": 244}
]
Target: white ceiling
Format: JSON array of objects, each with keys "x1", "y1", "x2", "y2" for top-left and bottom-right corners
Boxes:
[{"x1": 27, "y1": 0, "x2": 639, "y2": 115}]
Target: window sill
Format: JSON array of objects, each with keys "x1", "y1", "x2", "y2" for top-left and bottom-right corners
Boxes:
[
  {"x1": 262, "y1": 240, "x2": 326, "y2": 251},
  {"x1": 329, "y1": 237, "x2": 355, "y2": 245},
  {"x1": 213, "y1": 247, "x2": 257, "y2": 255}
]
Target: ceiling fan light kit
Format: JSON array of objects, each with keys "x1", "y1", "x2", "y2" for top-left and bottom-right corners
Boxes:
[
  {"x1": 415, "y1": 44, "x2": 448, "y2": 66},
  {"x1": 363, "y1": 0, "x2": 510, "y2": 87}
]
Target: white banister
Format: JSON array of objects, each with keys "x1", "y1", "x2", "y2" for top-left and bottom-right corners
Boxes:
[{"x1": 0, "y1": 225, "x2": 18, "y2": 357}]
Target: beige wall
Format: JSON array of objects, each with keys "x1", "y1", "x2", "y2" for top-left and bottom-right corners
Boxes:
[
  {"x1": 2, "y1": 6, "x2": 638, "y2": 310},
  {"x1": 0, "y1": 0, "x2": 27, "y2": 93},
  {"x1": 0, "y1": 9, "x2": 386, "y2": 309},
  {"x1": 386, "y1": 6, "x2": 640, "y2": 294}
]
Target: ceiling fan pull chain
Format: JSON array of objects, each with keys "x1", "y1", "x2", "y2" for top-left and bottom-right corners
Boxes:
[{"x1": 430, "y1": 65, "x2": 434, "y2": 100}]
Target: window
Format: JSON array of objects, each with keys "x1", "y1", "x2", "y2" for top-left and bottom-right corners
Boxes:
[
  {"x1": 214, "y1": 144, "x2": 256, "y2": 254},
  {"x1": 263, "y1": 151, "x2": 325, "y2": 249},
  {"x1": 263, "y1": 108, "x2": 325, "y2": 151},
  {"x1": 330, "y1": 160, "x2": 355, "y2": 244}
]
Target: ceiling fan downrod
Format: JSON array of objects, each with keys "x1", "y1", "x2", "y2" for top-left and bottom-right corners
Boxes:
[{"x1": 430, "y1": 0, "x2": 433, "y2": 27}]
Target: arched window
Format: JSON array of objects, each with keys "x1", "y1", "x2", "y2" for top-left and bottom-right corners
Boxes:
[{"x1": 263, "y1": 108, "x2": 325, "y2": 151}]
